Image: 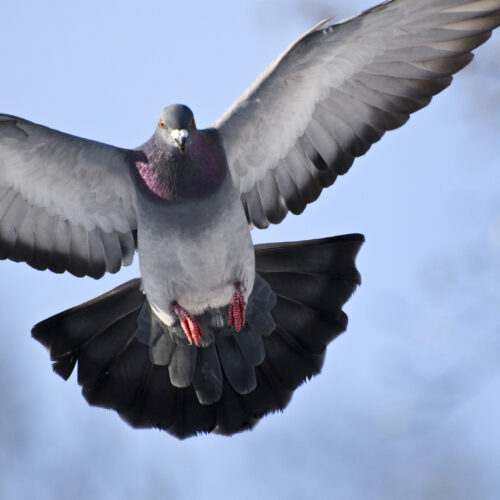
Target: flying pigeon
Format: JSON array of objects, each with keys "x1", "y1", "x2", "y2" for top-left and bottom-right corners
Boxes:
[{"x1": 1, "y1": 0, "x2": 499, "y2": 439}]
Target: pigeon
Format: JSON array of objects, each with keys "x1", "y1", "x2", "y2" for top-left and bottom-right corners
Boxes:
[{"x1": 1, "y1": 0, "x2": 499, "y2": 439}]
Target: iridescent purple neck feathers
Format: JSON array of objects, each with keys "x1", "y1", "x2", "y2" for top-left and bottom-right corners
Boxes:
[{"x1": 135, "y1": 131, "x2": 227, "y2": 201}]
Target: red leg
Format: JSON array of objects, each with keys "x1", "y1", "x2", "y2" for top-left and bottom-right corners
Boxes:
[
  {"x1": 173, "y1": 303, "x2": 203, "y2": 347},
  {"x1": 228, "y1": 283, "x2": 246, "y2": 332}
]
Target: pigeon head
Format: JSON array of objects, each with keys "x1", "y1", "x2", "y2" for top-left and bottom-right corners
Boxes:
[
  {"x1": 157, "y1": 104, "x2": 196, "y2": 152},
  {"x1": 136, "y1": 104, "x2": 227, "y2": 201}
]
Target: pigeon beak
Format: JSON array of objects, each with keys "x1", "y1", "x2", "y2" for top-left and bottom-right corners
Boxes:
[{"x1": 171, "y1": 129, "x2": 189, "y2": 152}]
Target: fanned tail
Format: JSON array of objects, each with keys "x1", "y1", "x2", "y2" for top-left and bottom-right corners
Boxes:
[{"x1": 32, "y1": 233, "x2": 364, "y2": 438}]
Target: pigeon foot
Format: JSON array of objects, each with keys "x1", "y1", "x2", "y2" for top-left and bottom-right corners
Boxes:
[
  {"x1": 228, "y1": 282, "x2": 246, "y2": 332},
  {"x1": 173, "y1": 303, "x2": 203, "y2": 347}
]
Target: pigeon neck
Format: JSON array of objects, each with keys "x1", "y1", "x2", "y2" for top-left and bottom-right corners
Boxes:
[{"x1": 136, "y1": 133, "x2": 227, "y2": 201}]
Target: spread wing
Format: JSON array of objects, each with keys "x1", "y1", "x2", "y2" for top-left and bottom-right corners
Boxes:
[
  {"x1": 213, "y1": 0, "x2": 500, "y2": 228},
  {"x1": 0, "y1": 115, "x2": 138, "y2": 278}
]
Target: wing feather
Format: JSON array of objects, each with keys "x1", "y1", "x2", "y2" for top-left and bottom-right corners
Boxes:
[
  {"x1": 51, "y1": 218, "x2": 72, "y2": 273},
  {"x1": 32, "y1": 211, "x2": 57, "y2": 271},
  {"x1": 12, "y1": 205, "x2": 37, "y2": 263},
  {"x1": 69, "y1": 224, "x2": 91, "y2": 278}
]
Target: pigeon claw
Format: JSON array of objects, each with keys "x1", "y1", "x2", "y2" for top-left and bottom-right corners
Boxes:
[
  {"x1": 173, "y1": 303, "x2": 203, "y2": 347},
  {"x1": 228, "y1": 283, "x2": 246, "y2": 333}
]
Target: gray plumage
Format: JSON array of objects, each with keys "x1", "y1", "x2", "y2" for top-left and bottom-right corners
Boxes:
[{"x1": 0, "y1": 0, "x2": 499, "y2": 438}]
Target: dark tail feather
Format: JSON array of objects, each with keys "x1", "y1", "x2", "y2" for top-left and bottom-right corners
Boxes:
[
  {"x1": 234, "y1": 233, "x2": 364, "y2": 422},
  {"x1": 256, "y1": 233, "x2": 364, "y2": 389},
  {"x1": 33, "y1": 279, "x2": 143, "y2": 381},
  {"x1": 32, "y1": 233, "x2": 364, "y2": 439}
]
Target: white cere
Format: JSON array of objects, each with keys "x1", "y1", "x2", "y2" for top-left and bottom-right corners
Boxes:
[{"x1": 170, "y1": 129, "x2": 189, "y2": 141}]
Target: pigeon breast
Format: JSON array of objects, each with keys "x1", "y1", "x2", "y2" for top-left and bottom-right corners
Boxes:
[{"x1": 132, "y1": 130, "x2": 255, "y2": 324}]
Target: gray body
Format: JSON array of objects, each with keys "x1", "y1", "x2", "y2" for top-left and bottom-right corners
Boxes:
[{"x1": 135, "y1": 169, "x2": 254, "y2": 326}]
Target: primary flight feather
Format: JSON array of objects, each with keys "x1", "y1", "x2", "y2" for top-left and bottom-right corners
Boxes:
[{"x1": 0, "y1": 0, "x2": 499, "y2": 438}]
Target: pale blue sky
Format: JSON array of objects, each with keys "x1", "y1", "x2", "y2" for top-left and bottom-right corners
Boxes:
[{"x1": 1, "y1": 1, "x2": 499, "y2": 499}]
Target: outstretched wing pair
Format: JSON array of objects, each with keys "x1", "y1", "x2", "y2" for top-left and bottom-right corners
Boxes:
[{"x1": 1, "y1": 0, "x2": 498, "y2": 277}]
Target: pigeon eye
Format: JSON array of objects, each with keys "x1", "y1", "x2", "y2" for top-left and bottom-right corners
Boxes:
[
  {"x1": 190, "y1": 119, "x2": 195, "y2": 127},
  {"x1": 159, "y1": 120, "x2": 166, "y2": 129}
]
